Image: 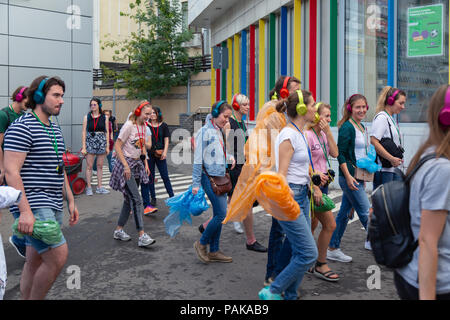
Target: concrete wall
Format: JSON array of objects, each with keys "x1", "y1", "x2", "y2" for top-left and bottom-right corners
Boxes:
[
  {"x1": 0, "y1": 0, "x2": 93, "y2": 152},
  {"x1": 93, "y1": 71, "x2": 211, "y2": 126}
]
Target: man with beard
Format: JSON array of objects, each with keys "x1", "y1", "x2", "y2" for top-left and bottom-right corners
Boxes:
[{"x1": 3, "y1": 76, "x2": 79, "y2": 299}]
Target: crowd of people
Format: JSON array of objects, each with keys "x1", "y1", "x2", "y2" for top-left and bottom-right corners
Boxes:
[{"x1": 0, "y1": 74, "x2": 448, "y2": 301}]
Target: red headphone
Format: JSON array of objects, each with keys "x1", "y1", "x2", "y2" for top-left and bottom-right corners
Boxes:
[
  {"x1": 232, "y1": 94, "x2": 240, "y2": 111},
  {"x1": 279, "y1": 77, "x2": 291, "y2": 99},
  {"x1": 135, "y1": 101, "x2": 150, "y2": 116}
]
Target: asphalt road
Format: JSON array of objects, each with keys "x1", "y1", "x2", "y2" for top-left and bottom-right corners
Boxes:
[{"x1": 0, "y1": 152, "x2": 399, "y2": 300}]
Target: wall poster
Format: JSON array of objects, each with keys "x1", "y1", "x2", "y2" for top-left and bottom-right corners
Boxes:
[{"x1": 407, "y1": 4, "x2": 444, "y2": 58}]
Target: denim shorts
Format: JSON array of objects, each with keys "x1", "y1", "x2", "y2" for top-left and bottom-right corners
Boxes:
[{"x1": 25, "y1": 208, "x2": 66, "y2": 255}]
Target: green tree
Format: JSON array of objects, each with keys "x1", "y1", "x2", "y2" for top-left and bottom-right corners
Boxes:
[{"x1": 102, "y1": 0, "x2": 199, "y2": 100}]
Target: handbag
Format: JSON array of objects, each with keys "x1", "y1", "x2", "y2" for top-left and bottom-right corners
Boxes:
[
  {"x1": 313, "y1": 194, "x2": 336, "y2": 213},
  {"x1": 152, "y1": 149, "x2": 163, "y2": 159},
  {"x1": 376, "y1": 115, "x2": 404, "y2": 168},
  {"x1": 354, "y1": 166, "x2": 374, "y2": 182},
  {"x1": 203, "y1": 166, "x2": 232, "y2": 196}
]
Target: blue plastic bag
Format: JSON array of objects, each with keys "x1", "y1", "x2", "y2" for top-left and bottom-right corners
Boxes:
[
  {"x1": 357, "y1": 145, "x2": 381, "y2": 173},
  {"x1": 164, "y1": 186, "x2": 210, "y2": 238}
]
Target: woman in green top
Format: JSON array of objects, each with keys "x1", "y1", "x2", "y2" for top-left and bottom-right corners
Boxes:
[{"x1": 327, "y1": 94, "x2": 371, "y2": 263}]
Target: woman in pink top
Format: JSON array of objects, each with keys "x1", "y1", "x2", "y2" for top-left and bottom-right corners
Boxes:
[{"x1": 306, "y1": 102, "x2": 339, "y2": 282}]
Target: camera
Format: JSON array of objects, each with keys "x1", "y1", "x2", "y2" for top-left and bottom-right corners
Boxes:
[{"x1": 312, "y1": 173, "x2": 322, "y2": 186}]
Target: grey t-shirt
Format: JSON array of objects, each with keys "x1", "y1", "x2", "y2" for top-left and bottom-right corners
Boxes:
[{"x1": 396, "y1": 149, "x2": 450, "y2": 294}]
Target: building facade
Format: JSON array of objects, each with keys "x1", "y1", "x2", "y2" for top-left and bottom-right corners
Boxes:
[
  {"x1": 0, "y1": 0, "x2": 93, "y2": 151},
  {"x1": 189, "y1": 0, "x2": 449, "y2": 175},
  {"x1": 93, "y1": 0, "x2": 212, "y2": 127}
]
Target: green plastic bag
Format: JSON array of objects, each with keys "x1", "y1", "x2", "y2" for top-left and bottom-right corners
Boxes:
[
  {"x1": 313, "y1": 194, "x2": 336, "y2": 213},
  {"x1": 12, "y1": 219, "x2": 63, "y2": 245}
]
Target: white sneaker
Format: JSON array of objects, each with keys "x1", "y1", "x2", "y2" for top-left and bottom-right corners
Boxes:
[
  {"x1": 114, "y1": 229, "x2": 131, "y2": 241},
  {"x1": 138, "y1": 233, "x2": 155, "y2": 247},
  {"x1": 96, "y1": 187, "x2": 110, "y2": 194},
  {"x1": 365, "y1": 240, "x2": 372, "y2": 251},
  {"x1": 86, "y1": 187, "x2": 93, "y2": 196},
  {"x1": 233, "y1": 222, "x2": 244, "y2": 234},
  {"x1": 327, "y1": 248, "x2": 352, "y2": 263}
]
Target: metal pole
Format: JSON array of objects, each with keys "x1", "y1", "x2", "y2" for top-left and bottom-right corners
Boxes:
[
  {"x1": 187, "y1": 77, "x2": 191, "y2": 114},
  {"x1": 112, "y1": 87, "x2": 116, "y2": 116}
]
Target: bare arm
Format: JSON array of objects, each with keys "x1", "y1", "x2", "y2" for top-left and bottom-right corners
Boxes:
[
  {"x1": 4, "y1": 150, "x2": 35, "y2": 235},
  {"x1": 114, "y1": 138, "x2": 131, "y2": 180},
  {"x1": 370, "y1": 136, "x2": 402, "y2": 168},
  {"x1": 0, "y1": 133, "x2": 4, "y2": 184},
  {"x1": 81, "y1": 115, "x2": 87, "y2": 155},
  {"x1": 418, "y1": 209, "x2": 447, "y2": 300},
  {"x1": 105, "y1": 116, "x2": 110, "y2": 154}
]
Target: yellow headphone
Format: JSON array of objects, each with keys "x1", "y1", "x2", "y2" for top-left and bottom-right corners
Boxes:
[
  {"x1": 313, "y1": 102, "x2": 321, "y2": 124},
  {"x1": 296, "y1": 90, "x2": 307, "y2": 115}
]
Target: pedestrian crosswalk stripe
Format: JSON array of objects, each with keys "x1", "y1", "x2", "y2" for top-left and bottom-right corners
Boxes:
[{"x1": 88, "y1": 170, "x2": 359, "y2": 225}]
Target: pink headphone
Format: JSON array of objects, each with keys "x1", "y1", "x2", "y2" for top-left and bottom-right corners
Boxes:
[
  {"x1": 441, "y1": 87, "x2": 450, "y2": 127},
  {"x1": 346, "y1": 94, "x2": 369, "y2": 113},
  {"x1": 15, "y1": 86, "x2": 28, "y2": 102},
  {"x1": 387, "y1": 89, "x2": 400, "y2": 106}
]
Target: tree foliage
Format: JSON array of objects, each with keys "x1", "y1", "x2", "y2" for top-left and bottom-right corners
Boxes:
[{"x1": 102, "y1": 0, "x2": 199, "y2": 100}]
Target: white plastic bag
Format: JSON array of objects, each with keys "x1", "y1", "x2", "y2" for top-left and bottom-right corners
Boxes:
[{"x1": 0, "y1": 234, "x2": 7, "y2": 300}]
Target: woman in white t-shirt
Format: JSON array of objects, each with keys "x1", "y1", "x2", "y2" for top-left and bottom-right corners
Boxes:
[
  {"x1": 109, "y1": 101, "x2": 155, "y2": 248},
  {"x1": 258, "y1": 89, "x2": 318, "y2": 301},
  {"x1": 370, "y1": 87, "x2": 406, "y2": 190}
]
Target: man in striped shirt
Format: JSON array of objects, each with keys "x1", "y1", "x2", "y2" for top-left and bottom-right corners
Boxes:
[{"x1": 4, "y1": 76, "x2": 79, "y2": 300}]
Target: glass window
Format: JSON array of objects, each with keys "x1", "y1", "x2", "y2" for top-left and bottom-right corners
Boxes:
[
  {"x1": 344, "y1": 0, "x2": 388, "y2": 121},
  {"x1": 397, "y1": 0, "x2": 449, "y2": 123}
]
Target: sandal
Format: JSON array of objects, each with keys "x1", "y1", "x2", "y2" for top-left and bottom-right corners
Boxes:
[
  {"x1": 314, "y1": 261, "x2": 340, "y2": 282},
  {"x1": 307, "y1": 267, "x2": 314, "y2": 275}
]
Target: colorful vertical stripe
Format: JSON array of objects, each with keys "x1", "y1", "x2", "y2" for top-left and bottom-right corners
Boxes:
[
  {"x1": 249, "y1": 25, "x2": 256, "y2": 120},
  {"x1": 330, "y1": 0, "x2": 338, "y2": 127},
  {"x1": 241, "y1": 30, "x2": 247, "y2": 95},
  {"x1": 309, "y1": 0, "x2": 317, "y2": 99},
  {"x1": 259, "y1": 19, "x2": 266, "y2": 107},
  {"x1": 269, "y1": 13, "x2": 276, "y2": 90},
  {"x1": 227, "y1": 38, "x2": 233, "y2": 103},
  {"x1": 211, "y1": 47, "x2": 215, "y2": 106},
  {"x1": 234, "y1": 34, "x2": 240, "y2": 95},
  {"x1": 294, "y1": 0, "x2": 302, "y2": 80},
  {"x1": 281, "y1": 7, "x2": 288, "y2": 76},
  {"x1": 388, "y1": 0, "x2": 395, "y2": 87}
]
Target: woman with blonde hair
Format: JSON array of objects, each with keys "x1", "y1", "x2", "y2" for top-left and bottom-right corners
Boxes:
[
  {"x1": 109, "y1": 101, "x2": 155, "y2": 248},
  {"x1": 305, "y1": 102, "x2": 339, "y2": 281},
  {"x1": 370, "y1": 87, "x2": 406, "y2": 190},
  {"x1": 394, "y1": 84, "x2": 450, "y2": 300}
]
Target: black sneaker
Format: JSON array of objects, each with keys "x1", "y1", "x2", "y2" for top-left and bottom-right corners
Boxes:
[
  {"x1": 198, "y1": 224, "x2": 205, "y2": 234},
  {"x1": 9, "y1": 236, "x2": 26, "y2": 259},
  {"x1": 246, "y1": 241, "x2": 267, "y2": 253},
  {"x1": 150, "y1": 198, "x2": 157, "y2": 207}
]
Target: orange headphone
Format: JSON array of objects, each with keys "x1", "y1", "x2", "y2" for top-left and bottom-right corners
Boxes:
[
  {"x1": 232, "y1": 94, "x2": 240, "y2": 111},
  {"x1": 135, "y1": 101, "x2": 150, "y2": 116},
  {"x1": 279, "y1": 77, "x2": 291, "y2": 99}
]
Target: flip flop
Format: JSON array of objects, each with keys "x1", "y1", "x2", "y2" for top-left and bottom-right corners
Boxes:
[{"x1": 314, "y1": 267, "x2": 340, "y2": 282}]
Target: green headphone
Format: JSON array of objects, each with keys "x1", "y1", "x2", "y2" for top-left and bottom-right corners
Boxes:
[{"x1": 296, "y1": 90, "x2": 307, "y2": 116}]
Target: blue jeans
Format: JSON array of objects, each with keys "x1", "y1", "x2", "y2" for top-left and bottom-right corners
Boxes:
[
  {"x1": 269, "y1": 184, "x2": 318, "y2": 300},
  {"x1": 373, "y1": 171, "x2": 402, "y2": 190},
  {"x1": 199, "y1": 173, "x2": 228, "y2": 253},
  {"x1": 329, "y1": 175, "x2": 370, "y2": 249},
  {"x1": 265, "y1": 218, "x2": 285, "y2": 280},
  {"x1": 147, "y1": 156, "x2": 174, "y2": 200}
]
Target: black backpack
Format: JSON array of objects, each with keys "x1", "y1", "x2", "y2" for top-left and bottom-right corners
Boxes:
[{"x1": 368, "y1": 153, "x2": 440, "y2": 269}]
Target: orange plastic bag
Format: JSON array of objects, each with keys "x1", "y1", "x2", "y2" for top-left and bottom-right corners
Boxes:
[
  {"x1": 224, "y1": 101, "x2": 288, "y2": 223},
  {"x1": 254, "y1": 171, "x2": 301, "y2": 221}
]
